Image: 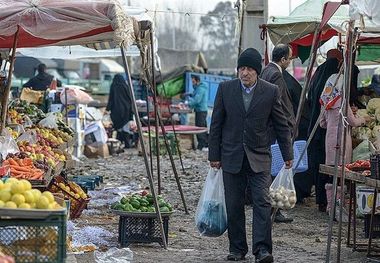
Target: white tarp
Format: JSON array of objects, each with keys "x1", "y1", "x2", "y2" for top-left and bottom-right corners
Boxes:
[
  {"x1": 350, "y1": 0, "x2": 380, "y2": 33},
  {"x1": 0, "y1": 0, "x2": 135, "y2": 48}
]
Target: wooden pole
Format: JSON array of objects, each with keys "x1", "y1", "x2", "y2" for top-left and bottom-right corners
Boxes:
[
  {"x1": 336, "y1": 23, "x2": 356, "y2": 263},
  {"x1": 120, "y1": 45, "x2": 167, "y2": 249},
  {"x1": 149, "y1": 29, "x2": 162, "y2": 194},
  {"x1": 0, "y1": 27, "x2": 20, "y2": 134}
]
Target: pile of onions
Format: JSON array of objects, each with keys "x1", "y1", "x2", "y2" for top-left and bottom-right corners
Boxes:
[{"x1": 269, "y1": 186, "x2": 297, "y2": 209}]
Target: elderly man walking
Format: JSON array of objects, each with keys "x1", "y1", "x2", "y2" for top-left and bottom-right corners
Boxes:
[{"x1": 208, "y1": 48, "x2": 293, "y2": 262}]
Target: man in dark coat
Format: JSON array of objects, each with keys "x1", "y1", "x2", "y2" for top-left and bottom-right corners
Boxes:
[
  {"x1": 260, "y1": 44, "x2": 295, "y2": 223},
  {"x1": 208, "y1": 48, "x2": 293, "y2": 263},
  {"x1": 260, "y1": 44, "x2": 295, "y2": 137},
  {"x1": 23, "y1": 63, "x2": 62, "y2": 91}
]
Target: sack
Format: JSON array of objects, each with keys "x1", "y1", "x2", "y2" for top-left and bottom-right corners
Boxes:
[
  {"x1": 195, "y1": 168, "x2": 227, "y2": 237},
  {"x1": 60, "y1": 87, "x2": 93, "y2": 105},
  {"x1": 352, "y1": 139, "x2": 372, "y2": 162},
  {"x1": 20, "y1": 88, "x2": 45, "y2": 104},
  {"x1": 269, "y1": 165, "x2": 297, "y2": 209}
]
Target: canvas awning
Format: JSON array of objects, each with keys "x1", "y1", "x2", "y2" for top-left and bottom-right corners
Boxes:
[{"x1": 0, "y1": 0, "x2": 136, "y2": 49}]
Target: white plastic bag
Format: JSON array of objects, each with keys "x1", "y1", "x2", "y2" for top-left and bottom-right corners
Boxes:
[
  {"x1": 60, "y1": 87, "x2": 93, "y2": 105},
  {"x1": 17, "y1": 129, "x2": 38, "y2": 144},
  {"x1": 94, "y1": 247, "x2": 133, "y2": 263},
  {"x1": 269, "y1": 165, "x2": 297, "y2": 209},
  {"x1": 0, "y1": 135, "x2": 19, "y2": 159},
  {"x1": 38, "y1": 113, "x2": 58, "y2": 129},
  {"x1": 195, "y1": 168, "x2": 227, "y2": 237}
]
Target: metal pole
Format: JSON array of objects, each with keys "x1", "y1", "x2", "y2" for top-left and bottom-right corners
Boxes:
[
  {"x1": 158, "y1": 68, "x2": 186, "y2": 173},
  {"x1": 120, "y1": 45, "x2": 167, "y2": 249},
  {"x1": 337, "y1": 23, "x2": 355, "y2": 263},
  {"x1": 146, "y1": 82, "x2": 154, "y2": 175},
  {"x1": 237, "y1": 0, "x2": 245, "y2": 57},
  {"x1": 156, "y1": 110, "x2": 189, "y2": 214},
  {"x1": 325, "y1": 22, "x2": 355, "y2": 262},
  {"x1": 293, "y1": 26, "x2": 321, "y2": 136},
  {"x1": 0, "y1": 27, "x2": 20, "y2": 134},
  {"x1": 150, "y1": 29, "x2": 161, "y2": 194}
]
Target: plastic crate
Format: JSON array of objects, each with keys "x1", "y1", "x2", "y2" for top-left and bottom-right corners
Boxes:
[
  {"x1": 364, "y1": 214, "x2": 380, "y2": 238},
  {"x1": 0, "y1": 213, "x2": 66, "y2": 263},
  {"x1": 48, "y1": 176, "x2": 90, "y2": 219},
  {"x1": 271, "y1": 140, "x2": 308, "y2": 176},
  {"x1": 118, "y1": 215, "x2": 169, "y2": 247}
]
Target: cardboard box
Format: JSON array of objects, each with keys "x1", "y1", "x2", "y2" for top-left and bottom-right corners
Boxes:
[
  {"x1": 84, "y1": 142, "x2": 109, "y2": 158},
  {"x1": 65, "y1": 104, "x2": 86, "y2": 118},
  {"x1": 357, "y1": 186, "x2": 380, "y2": 215},
  {"x1": 68, "y1": 117, "x2": 86, "y2": 131}
]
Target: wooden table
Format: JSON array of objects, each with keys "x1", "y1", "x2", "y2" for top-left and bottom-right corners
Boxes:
[{"x1": 319, "y1": 164, "x2": 380, "y2": 257}]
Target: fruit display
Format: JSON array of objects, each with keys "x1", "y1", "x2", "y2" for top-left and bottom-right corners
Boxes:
[
  {"x1": 16, "y1": 141, "x2": 65, "y2": 169},
  {"x1": 1, "y1": 157, "x2": 44, "y2": 180},
  {"x1": 5, "y1": 127, "x2": 19, "y2": 140},
  {"x1": 0, "y1": 178, "x2": 62, "y2": 210},
  {"x1": 345, "y1": 160, "x2": 371, "y2": 171},
  {"x1": 32, "y1": 126, "x2": 73, "y2": 148},
  {"x1": 269, "y1": 186, "x2": 297, "y2": 209},
  {"x1": 111, "y1": 191, "x2": 173, "y2": 213},
  {"x1": 8, "y1": 99, "x2": 46, "y2": 124},
  {"x1": 49, "y1": 176, "x2": 89, "y2": 218}
]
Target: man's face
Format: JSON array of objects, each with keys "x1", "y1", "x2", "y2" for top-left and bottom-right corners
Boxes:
[
  {"x1": 238, "y1": 66, "x2": 257, "y2": 87},
  {"x1": 280, "y1": 48, "x2": 292, "y2": 70},
  {"x1": 192, "y1": 78, "x2": 199, "y2": 87}
]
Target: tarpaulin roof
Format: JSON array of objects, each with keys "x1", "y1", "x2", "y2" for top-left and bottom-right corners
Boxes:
[
  {"x1": 0, "y1": 0, "x2": 136, "y2": 49},
  {"x1": 267, "y1": 0, "x2": 348, "y2": 46}
]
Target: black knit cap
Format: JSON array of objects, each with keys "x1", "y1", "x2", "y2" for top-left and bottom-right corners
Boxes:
[{"x1": 237, "y1": 48, "x2": 262, "y2": 74}]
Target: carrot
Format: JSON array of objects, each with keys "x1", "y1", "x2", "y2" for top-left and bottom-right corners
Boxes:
[
  {"x1": 10, "y1": 165, "x2": 30, "y2": 172},
  {"x1": 23, "y1": 159, "x2": 33, "y2": 166},
  {"x1": 30, "y1": 173, "x2": 43, "y2": 180},
  {"x1": 8, "y1": 158, "x2": 19, "y2": 166}
]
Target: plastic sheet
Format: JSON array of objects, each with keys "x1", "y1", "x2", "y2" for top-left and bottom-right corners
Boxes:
[{"x1": 94, "y1": 247, "x2": 133, "y2": 263}]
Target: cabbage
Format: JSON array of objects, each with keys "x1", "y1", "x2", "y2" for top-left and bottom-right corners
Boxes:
[
  {"x1": 357, "y1": 109, "x2": 370, "y2": 118},
  {"x1": 372, "y1": 125, "x2": 380, "y2": 139},
  {"x1": 353, "y1": 126, "x2": 372, "y2": 139},
  {"x1": 367, "y1": 98, "x2": 380, "y2": 113}
]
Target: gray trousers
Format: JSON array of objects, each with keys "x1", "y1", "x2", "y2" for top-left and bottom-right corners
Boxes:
[{"x1": 223, "y1": 154, "x2": 272, "y2": 256}]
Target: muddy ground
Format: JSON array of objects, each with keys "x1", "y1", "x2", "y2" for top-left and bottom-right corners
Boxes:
[{"x1": 66, "y1": 149, "x2": 379, "y2": 263}]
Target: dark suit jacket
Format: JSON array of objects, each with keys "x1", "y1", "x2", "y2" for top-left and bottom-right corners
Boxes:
[
  {"x1": 208, "y1": 78, "x2": 293, "y2": 174},
  {"x1": 260, "y1": 63, "x2": 295, "y2": 136}
]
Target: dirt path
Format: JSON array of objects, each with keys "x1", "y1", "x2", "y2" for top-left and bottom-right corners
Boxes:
[{"x1": 67, "y1": 150, "x2": 377, "y2": 263}]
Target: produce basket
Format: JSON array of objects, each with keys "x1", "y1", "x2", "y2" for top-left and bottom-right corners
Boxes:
[
  {"x1": 48, "y1": 176, "x2": 90, "y2": 219},
  {"x1": 0, "y1": 213, "x2": 67, "y2": 263},
  {"x1": 29, "y1": 168, "x2": 53, "y2": 188},
  {"x1": 117, "y1": 212, "x2": 170, "y2": 247}
]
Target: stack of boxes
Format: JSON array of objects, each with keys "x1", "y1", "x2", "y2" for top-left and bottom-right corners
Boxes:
[{"x1": 66, "y1": 104, "x2": 87, "y2": 158}]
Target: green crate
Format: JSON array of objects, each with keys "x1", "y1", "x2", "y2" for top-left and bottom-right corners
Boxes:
[{"x1": 0, "y1": 213, "x2": 67, "y2": 263}]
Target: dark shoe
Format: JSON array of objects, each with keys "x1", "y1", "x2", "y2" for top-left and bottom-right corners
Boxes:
[
  {"x1": 274, "y1": 210, "x2": 293, "y2": 223},
  {"x1": 255, "y1": 249, "x2": 273, "y2": 263},
  {"x1": 319, "y1": 204, "x2": 327, "y2": 212},
  {"x1": 227, "y1": 253, "x2": 245, "y2": 261}
]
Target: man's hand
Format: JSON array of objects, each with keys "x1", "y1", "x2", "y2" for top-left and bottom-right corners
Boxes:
[
  {"x1": 285, "y1": 160, "x2": 293, "y2": 169},
  {"x1": 210, "y1": 161, "x2": 221, "y2": 169}
]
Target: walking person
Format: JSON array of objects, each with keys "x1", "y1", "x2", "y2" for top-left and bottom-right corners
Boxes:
[
  {"x1": 260, "y1": 44, "x2": 295, "y2": 223},
  {"x1": 106, "y1": 74, "x2": 137, "y2": 148},
  {"x1": 208, "y1": 48, "x2": 293, "y2": 262}
]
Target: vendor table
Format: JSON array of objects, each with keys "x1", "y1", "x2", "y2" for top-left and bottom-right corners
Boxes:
[{"x1": 319, "y1": 164, "x2": 380, "y2": 257}]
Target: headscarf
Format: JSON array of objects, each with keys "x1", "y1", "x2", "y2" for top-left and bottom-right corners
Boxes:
[
  {"x1": 106, "y1": 74, "x2": 133, "y2": 130},
  {"x1": 308, "y1": 58, "x2": 340, "y2": 137}
]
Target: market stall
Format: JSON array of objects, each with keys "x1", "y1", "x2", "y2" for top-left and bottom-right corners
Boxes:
[{"x1": 0, "y1": 0, "x2": 175, "y2": 261}]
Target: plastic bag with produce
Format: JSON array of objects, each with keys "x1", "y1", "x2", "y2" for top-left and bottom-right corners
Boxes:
[
  {"x1": 38, "y1": 113, "x2": 58, "y2": 129},
  {"x1": 269, "y1": 165, "x2": 297, "y2": 209},
  {"x1": 195, "y1": 168, "x2": 227, "y2": 237},
  {"x1": 0, "y1": 135, "x2": 19, "y2": 160}
]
